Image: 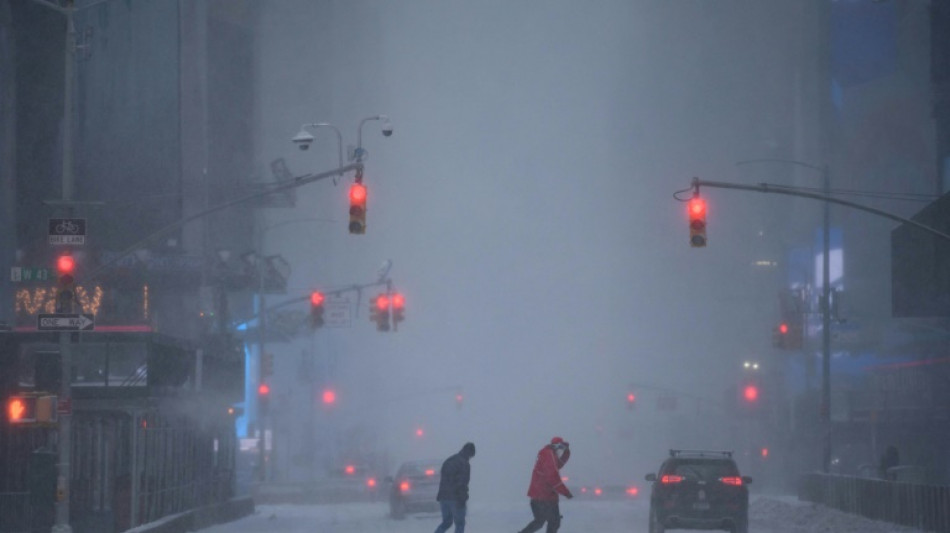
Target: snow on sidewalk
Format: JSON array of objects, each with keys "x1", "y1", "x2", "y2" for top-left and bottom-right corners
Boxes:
[{"x1": 751, "y1": 494, "x2": 924, "y2": 533}]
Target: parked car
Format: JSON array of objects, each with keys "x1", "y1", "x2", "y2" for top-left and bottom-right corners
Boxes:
[
  {"x1": 645, "y1": 449, "x2": 751, "y2": 533},
  {"x1": 387, "y1": 459, "x2": 442, "y2": 519}
]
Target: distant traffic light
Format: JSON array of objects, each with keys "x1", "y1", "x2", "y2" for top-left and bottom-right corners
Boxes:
[
  {"x1": 55, "y1": 251, "x2": 76, "y2": 312},
  {"x1": 310, "y1": 291, "x2": 325, "y2": 329},
  {"x1": 322, "y1": 388, "x2": 336, "y2": 406},
  {"x1": 258, "y1": 383, "x2": 271, "y2": 415},
  {"x1": 688, "y1": 196, "x2": 707, "y2": 247},
  {"x1": 773, "y1": 322, "x2": 803, "y2": 350},
  {"x1": 349, "y1": 182, "x2": 367, "y2": 234},
  {"x1": 626, "y1": 392, "x2": 637, "y2": 410},
  {"x1": 455, "y1": 393, "x2": 464, "y2": 410},
  {"x1": 391, "y1": 292, "x2": 405, "y2": 328},
  {"x1": 743, "y1": 384, "x2": 759, "y2": 402},
  {"x1": 370, "y1": 294, "x2": 390, "y2": 332}
]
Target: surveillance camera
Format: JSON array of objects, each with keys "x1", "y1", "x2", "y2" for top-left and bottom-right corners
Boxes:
[
  {"x1": 292, "y1": 129, "x2": 315, "y2": 151},
  {"x1": 381, "y1": 120, "x2": 393, "y2": 137}
]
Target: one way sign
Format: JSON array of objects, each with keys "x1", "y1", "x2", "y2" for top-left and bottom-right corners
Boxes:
[{"x1": 37, "y1": 313, "x2": 95, "y2": 331}]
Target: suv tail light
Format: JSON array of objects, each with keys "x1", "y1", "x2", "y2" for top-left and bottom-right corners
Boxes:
[
  {"x1": 399, "y1": 481, "x2": 411, "y2": 492},
  {"x1": 719, "y1": 477, "x2": 743, "y2": 486},
  {"x1": 660, "y1": 475, "x2": 684, "y2": 484}
]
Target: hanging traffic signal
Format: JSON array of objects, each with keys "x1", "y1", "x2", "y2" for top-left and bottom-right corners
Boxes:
[
  {"x1": 391, "y1": 292, "x2": 405, "y2": 327},
  {"x1": 322, "y1": 388, "x2": 336, "y2": 406},
  {"x1": 626, "y1": 392, "x2": 637, "y2": 410},
  {"x1": 455, "y1": 393, "x2": 464, "y2": 410},
  {"x1": 310, "y1": 291, "x2": 325, "y2": 329},
  {"x1": 370, "y1": 294, "x2": 390, "y2": 332},
  {"x1": 688, "y1": 196, "x2": 707, "y2": 247},
  {"x1": 349, "y1": 182, "x2": 367, "y2": 234},
  {"x1": 773, "y1": 322, "x2": 803, "y2": 350},
  {"x1": 55, "y1": 251, "x2": 76, "y2": 312},
  {"x1": 258, "y1": 383, "x2": 271, "y2": 415}
]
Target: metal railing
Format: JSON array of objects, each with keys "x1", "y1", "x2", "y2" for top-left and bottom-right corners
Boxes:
[{"x1": 799, "y1": 472, "x2": 950, "y2": 532}]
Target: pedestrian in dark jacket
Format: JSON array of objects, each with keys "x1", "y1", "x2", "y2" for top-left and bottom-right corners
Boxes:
[
  {"x1": 434, "y1": 442, "x2": 476, "y2": 533},
  {"x1": 517, "y1": 437, "x2": 572, "y2": 533}
]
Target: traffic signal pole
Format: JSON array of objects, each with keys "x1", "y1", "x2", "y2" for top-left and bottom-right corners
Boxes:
[{"x1": 688, "y1": 175, "x2": 950, "y2": 474}]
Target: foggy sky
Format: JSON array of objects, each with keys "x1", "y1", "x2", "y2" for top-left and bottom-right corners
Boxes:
[{"x1": 253, "y1": 1, "x2": 824, "y2": 499}]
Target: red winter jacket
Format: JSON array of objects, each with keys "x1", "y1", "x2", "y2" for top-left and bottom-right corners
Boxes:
[{"x1": 526, "y1": 445, "x2": 572, "y2": 500}]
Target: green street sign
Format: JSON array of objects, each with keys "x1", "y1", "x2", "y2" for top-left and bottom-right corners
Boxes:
[{"x1": 11, "y1": 267, "x2": 52, "y2": 282}]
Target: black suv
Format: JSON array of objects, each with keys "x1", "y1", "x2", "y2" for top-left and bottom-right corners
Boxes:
[{"x1": 644, "y1": 450, "x2": 751, "y2": 533}]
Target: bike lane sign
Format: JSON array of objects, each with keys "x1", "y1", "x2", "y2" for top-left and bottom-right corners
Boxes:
[{"x1": 48, "y1": 218, "x2": 86, "y2": 245}]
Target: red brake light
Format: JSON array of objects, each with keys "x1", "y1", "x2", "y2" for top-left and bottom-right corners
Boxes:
[
  {"x1": 720, "y1": 476, "x2": 743, "y2": 486},
  {"x1": 400, "y1": 481, "x2": 410, "y2": 492},
  {"x1": 425, "y1": 469, "x2": 435, "y2": 476},
  {"x1": 626, "y1": 486, "x2": 639, "y2": 496},
  {"x1": 344, "y1": 465, "x2": 355, "y2": 475},
  {"x1": 594, "y1": 487, "x2": 602, "y2": 496},
  {"x1": 367, "y1": 477, "x2": 377, "y2": 488},
  {"x1": 660, "y1": 475, "x2": 684, "y2": 484}
]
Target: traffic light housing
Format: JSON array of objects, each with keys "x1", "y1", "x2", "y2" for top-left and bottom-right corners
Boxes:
[
  {"x1": 391, "y1": 292, "x2": 405, "y2": 327},
  {"x1": 310, "y1": 291, "x2": 325, "y2": 329},
  {"x1": 258, "y1": 383, "x2": 271, "y2": 415},
  {"x1": 688, "y1": 196, "x2": 707, "y2": 247},
  {"x1": 370, "y1": 294, "x2": 390, "y2": 332},
  {"x1": 55, "y1": 252, "x2": 76, "y2": 312},
  {"x1": 455, "y1": 393, "x2": 464, "y2": 410},
  {"x1": 349, "y1": 182, "x2": 367, "y2": 234}
]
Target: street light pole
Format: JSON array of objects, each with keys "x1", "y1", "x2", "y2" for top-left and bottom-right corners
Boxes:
[{"x1": 821, "y1": 164, "x2": 832, "y2": 474}]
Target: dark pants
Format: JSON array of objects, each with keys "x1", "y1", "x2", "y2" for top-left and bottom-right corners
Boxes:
[
  {"x1": 434, "y1": 500, "x2": 466, "y2": 533},
  {"x1": 518, "y1": 499, "x2": 561, "y2": 533}
]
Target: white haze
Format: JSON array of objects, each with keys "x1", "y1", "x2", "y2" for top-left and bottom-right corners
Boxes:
[{"x1": 252, "y1": 1, "x2": 818, "y2": 501}]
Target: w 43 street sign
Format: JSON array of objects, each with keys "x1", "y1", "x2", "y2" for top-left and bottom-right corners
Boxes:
[{"x1": 37, "y1": 314, "x2": 95, "y2": 331}]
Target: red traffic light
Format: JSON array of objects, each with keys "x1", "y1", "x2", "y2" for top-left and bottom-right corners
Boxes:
[
  {"x1": 322, "y1": 389, "x2": 336, "y2": 405},
  {"x1": 627, "y1": 393, "x2": 636, "y2": 403},
  {"x1": 57, "y1": 254, "x2": 75, "y2": 275},
  {"x1": 688, "y1": 197, "x2": 706, "y2": 217},
  {"x1": 349, "y1": 183, "x2": 367, "y2": 204},
  {"x1": 376, "y1": 295, "x2": 390, "y2": 310},
  {"x1": 258, "y1": 383, "x2": 270, "y2": 396},
  {"x1": 391, "y1": 293, "x2": 405, "y2": 309},
  {"x1": 310, "y1": 291, "x2": 325, "y2": 306},
  {"x1": 779, "y1": 323, "x2": 789, "y2": 335},
  {"x1": 688, "y1": 196, "x2": 707, "y2": 247},
  {"x1": 743, "y1": 385, "x2": 759, "y2": 402}
]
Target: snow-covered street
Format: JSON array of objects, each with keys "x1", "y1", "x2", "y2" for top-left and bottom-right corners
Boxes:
[{"x1": 196, "y1": 496, "x2": 923, "y2": 533}]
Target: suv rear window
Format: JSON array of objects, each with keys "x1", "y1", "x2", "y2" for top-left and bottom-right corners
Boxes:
[{"x1": 663, "y1": 459, "x2": 739, "y2": 481}]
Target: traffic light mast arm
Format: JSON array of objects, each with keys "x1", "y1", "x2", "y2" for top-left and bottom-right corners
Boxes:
[
  {"x1": 84, "y1": 162, "x2": 363, "y2": 284},
  {"x1": 691, "y1": 177, "x2": 950, "y2": 243},
  {"x1": 240, "y1": 276, "x2": 394, "y2": 326}
]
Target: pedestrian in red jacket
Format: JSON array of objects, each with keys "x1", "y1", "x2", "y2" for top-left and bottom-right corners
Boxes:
[{"x1": 517, "y1": 437, "x2": 572, "y2": 533}]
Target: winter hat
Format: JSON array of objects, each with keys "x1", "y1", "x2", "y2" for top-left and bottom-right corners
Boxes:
[
  {"x1": 550, "y1": 437, "x2": 564, "y2": 445},
  {"x1": 462, "y1": 442, "x2": 476, "y2": 458}
]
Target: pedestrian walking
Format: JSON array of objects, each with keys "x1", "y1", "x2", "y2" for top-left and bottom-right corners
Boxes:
[
  {"x1": 434, "y1": 442, "x2": 476, "y2": 533},
  {"x1": 517, "y1": 437, "x2": 572, "y2": 533}
]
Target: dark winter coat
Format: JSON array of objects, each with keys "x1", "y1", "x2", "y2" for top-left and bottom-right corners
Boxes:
[
  {"x1": 436, "y1": 445, "x2": 474, "y2": 503},
  {"x1": 526, "y1": 445, "x2": 572, "y2": 501}
]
